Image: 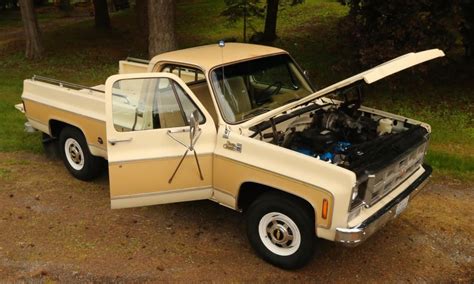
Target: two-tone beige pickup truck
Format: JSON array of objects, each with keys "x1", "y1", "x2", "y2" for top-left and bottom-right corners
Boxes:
[{"x1": 17, "y1": 43, "x2": 443, "y2": 269}]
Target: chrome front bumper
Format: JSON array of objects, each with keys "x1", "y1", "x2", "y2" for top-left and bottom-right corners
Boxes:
[{"x1": 335, "y1": 164, "x2": 432, "y2": 246}]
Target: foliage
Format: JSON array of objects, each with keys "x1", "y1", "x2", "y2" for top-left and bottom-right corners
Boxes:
[
  {"x1": 460, "y1": 0, "x2": 474, "y2": 57},
  {"x1": 339, "y1": 0, "x2": 457, "y2": 67},
  {"x1": 0, "y1": 0, "x2": 50, "y2": 9},
  {"x1": 221, "y1": 0, "x2": 305, "y2": 21},
  {"x1": 0, "y1": 0, "x2": 17, "y2": 9},
  {"x1": 0, "y1": 1, "x2": 472, "y2": 180},
  {"x1": 221, "y1": 0, "x2": 265, "y2": 23},
  {"x1": 220, "y1": 0, "x2": 264, "y2": 40},
  {"x1": 221, "y1": 0, "x2": 304, "y2": 41}
]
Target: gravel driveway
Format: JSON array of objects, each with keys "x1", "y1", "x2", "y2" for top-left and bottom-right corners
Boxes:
[{"x1": 0, "y1": 152, "x2": 472, "y2": 282}]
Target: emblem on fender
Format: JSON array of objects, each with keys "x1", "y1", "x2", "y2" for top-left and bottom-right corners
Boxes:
[{"x1": 223, "y1": 141, "x2": 242, "y2": 153}]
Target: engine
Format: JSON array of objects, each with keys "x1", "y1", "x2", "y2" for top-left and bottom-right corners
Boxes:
[{"x1": 281, "y1": 105, "x2": 428, "y2": 175}]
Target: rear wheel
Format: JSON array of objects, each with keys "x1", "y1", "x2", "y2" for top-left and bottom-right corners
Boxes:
[
  {"x1": 59, "y1": 127, "x2": 103, "y2": 181},
  {"x1": 246, "y1": 192, "x2": 315, "y2": 269}
]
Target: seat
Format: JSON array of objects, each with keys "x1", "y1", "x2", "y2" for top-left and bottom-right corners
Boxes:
[
  {"x1": 189, "y1": 82, "x2": 219, "y2": 126},
  {"x1": 223, "y1": 76, "x2": 252, "y2": 117}
]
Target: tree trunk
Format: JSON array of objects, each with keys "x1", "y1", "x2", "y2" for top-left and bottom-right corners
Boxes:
[
  {"x1": 136, "y1": 0, "x2": 148, "y2": 38},
  {"x1": 148, "y1": 0, "x2": 177, "y2": 58},
  {"x1": 19, "y1": 0, "x2": 44, "y2": 59},
  {"x1": 93, "y1": 0, "x2": 110, "y2": 28},
  {"x1": 263, "y1": 0, "x2": 279, "y2": 42},
  {"x1": 59, "y1": 0, "x2": 71, "y2": 11}
]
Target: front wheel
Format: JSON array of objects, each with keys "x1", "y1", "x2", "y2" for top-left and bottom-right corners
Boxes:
[
  {"x1": 59, "y1": 127, "x2": 103, "y2": 181},
  {"x1": 246, "y1": 192, "x2": 315, "y2": 269}
]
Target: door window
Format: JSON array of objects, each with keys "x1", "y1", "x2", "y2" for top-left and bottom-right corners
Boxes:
[{"x1": 111, "y1": 77, "x2": 204, "y2": 132}]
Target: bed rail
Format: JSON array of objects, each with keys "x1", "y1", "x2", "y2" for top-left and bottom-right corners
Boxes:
[
  {"x1": 31, "y1": 75, "x2": 105, "y2": 94},
  {"x1": 125, "y1": 57, "x2": 150, "y2": 64}
]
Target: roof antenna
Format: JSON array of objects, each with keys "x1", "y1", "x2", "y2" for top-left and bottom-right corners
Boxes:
[{"x1": 219, "y1": 40, "x2": 226, "y2": 99}]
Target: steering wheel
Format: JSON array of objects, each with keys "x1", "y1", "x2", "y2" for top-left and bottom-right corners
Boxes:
[{"x1": 256, "y1": 81, "x2": 283, "y2": 105}]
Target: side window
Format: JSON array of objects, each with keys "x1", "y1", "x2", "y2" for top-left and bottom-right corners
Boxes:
[
  {"x1": 112, "y1": 77, "x2": 204, "y2": 132},
  {"x1": 173, "y1": 81, "x2": 205, "y2": 124},
  {"x1": 162, "y1": 65, "x2": 205, "y2": 84}
]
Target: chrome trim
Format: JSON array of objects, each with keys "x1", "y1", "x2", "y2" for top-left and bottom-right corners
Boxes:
[
  {"x1": 111, "y1": 185, "x2": 211, "y2": 200},
  {"x1": 125, "y1": 57, "x2": 150, "y2": 64},
  {"x1": 108, "y1": 153, "x2": 213, "y2": 165},
  {"x1": 362, "y1": 140, "x2": 428, "y2": 207},
  {"x1": 336, "y1": 164, "x2": 432, "y2": 246},
  {"x1": 32, "y1": 75, "x2": 105, "y2": 94},
  {"x1": 108, "y1": 137, "x2": 133, "y2": 145}
]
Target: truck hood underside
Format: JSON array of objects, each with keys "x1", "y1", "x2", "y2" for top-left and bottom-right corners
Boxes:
[{"x1": 242, "y1": 49, "x2": 445, "y2": 128}]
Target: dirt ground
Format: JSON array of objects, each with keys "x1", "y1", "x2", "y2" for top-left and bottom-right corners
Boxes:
[{"x1": 0, "y1": 151, "x2": 472, "y2": 282}]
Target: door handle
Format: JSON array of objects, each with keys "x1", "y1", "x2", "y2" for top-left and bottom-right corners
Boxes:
[{"x1": 108, "y1": 137, "x2": 133, "y2": 145}]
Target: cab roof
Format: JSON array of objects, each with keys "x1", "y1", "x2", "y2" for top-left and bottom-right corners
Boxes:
[{"x1": 148, "y1": 43, "x2": 287, "y2": 72}]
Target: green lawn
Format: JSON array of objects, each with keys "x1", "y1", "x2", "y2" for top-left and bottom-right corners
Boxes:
[{"x1": 0, "y1": 0, "x2": 472, "y2": 180}]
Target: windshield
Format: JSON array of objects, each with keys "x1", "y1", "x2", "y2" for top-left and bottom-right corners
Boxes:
[{"x1": 210, "y1": 54, "x2": 314, "y2": 123}]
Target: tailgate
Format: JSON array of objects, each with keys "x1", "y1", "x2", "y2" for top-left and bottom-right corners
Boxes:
[{"x1": 119, "y1": 57, "x2": 149, "y2": 74}]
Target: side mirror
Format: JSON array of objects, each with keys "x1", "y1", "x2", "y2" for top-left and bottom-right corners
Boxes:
[{"x1": 188, "y1": 110, "x2": 200, "y2": 150}]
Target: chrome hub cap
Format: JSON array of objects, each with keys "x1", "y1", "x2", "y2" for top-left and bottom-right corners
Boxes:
[
  {"x1": 269, "y1": 223, "x2": 292, "y2": 245},
  {"x1": 258, "y1": 212, "x2": 301, "y2": 256},
  {"x1": 64, "y1": 138, "x2": 84, "y2": 171}
]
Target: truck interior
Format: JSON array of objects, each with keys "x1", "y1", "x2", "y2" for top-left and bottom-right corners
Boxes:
[{"x1": 161, "y1": 64, "x2": 220, "y2": 127}]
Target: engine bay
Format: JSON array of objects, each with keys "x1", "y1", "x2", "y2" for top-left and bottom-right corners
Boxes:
[{"x1": 251, "y1": 95, "x2": 429, "y2": 177}]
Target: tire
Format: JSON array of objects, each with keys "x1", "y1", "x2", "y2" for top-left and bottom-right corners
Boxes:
[
  {"x1": 246, "y1": 192, "x2": 315, "y2": 269},
  {"x1": 59, "y1": 126, "x2": 103, "y2": 181}
]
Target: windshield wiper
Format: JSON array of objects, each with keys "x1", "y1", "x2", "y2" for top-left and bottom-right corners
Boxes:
[{"x1": 243, "y1": 107, "x2": 271, "y2": 119}]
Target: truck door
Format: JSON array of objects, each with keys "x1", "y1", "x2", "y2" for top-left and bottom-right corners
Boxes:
[{"x1": 104, "y1": 73, "x2": 216, "y2": 209}]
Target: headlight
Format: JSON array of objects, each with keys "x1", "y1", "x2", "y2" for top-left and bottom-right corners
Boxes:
[
  {"x1": 350, "y1": 180, "x2": 367, "y2": 208},
  {"x1": 351, "y1": 186, "x2": 359, "y2": 201}
]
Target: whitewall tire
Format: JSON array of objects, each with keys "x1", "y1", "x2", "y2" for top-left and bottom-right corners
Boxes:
[
  {"x1": 59, "y1": 127, "x2": 103, "y2": 181},
  {"x1": 246, "y1": 192, "x2": 315, "y2": 269}
]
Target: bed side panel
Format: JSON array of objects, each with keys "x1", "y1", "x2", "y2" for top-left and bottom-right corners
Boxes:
[{"x1": 21, "y1": 80, "x2": 107, "y2": 158}]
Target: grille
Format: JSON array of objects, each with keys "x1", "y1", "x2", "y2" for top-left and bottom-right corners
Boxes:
[{"x1": 363, "y1": 141, "x2": 428, "y2": 207}]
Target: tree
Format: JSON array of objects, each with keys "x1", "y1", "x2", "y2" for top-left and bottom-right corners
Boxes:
[
  {"x1": 148, "y1": 0, "x2": 177, "y2": 57},
  {"x1": 0, "y1": 0, "x2": 18, "y2": 10},
  {"x1": 92, "y1": 0, "x2": 110, "y2": 28},
  {"x1": 19, "y1": 0, "x2": 43, "y2": 59},
  {"x1": 262, "y1": 0, "x2": 303, "y2": 41},
  {"x1": 58, "y1": 0, "x2": 71, "y2": 12},
  {"x1": 339, "y1": 0, "x2": 456, "y2": 67},
  {"x1": 135, "y1": 0, "x2": 148, "y2": 38},
  {"x1": 222, "y1": 0, "x2": 304, "y2": 42},
  {"x1": 221, "y1": 0, "x2": 264, "y2": 42},
  {"x1": 460, "y1": 0, "x2": 474, "y2": 58},
  {"x1": 262, "y1": 0, "x2": 279, "y2": 41}
]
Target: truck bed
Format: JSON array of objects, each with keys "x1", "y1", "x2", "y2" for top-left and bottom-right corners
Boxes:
[
  {"x1": 20, "y1": 57, "x2": 162, "y2": 159},
  {"x1": 21, "y1": 77, "x2": 108, "y2": 158}
]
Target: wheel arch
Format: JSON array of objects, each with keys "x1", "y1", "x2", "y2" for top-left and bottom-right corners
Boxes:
[
  {"x1": 237, "y1": 182, "x2": 316, "y2": 228},
  {"x1": 49, "y1": 119, "x2": 76, "y2": 139},
  {"x1": 49, "y1": 119, "x2": 105, "y2": 158}
]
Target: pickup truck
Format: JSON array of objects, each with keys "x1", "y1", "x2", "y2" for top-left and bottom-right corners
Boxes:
[{"x1": 16, "y1": 43, "x2": 443, "y2": 269}]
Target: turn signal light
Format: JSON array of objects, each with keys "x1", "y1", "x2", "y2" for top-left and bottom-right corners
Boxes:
[{"x1": 322, "y1": 199, "x2": 329, "y2": 219}]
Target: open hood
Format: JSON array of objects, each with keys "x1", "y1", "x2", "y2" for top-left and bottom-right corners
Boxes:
[{"x1": 242, "y1": 49, "x2": 445, "y2": 127}]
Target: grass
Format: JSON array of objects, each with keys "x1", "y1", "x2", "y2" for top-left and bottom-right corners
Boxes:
[
  {"x1": 0, "y1": 0, "x2": 472, "y2": 180},
  {"x1": 0, "y1": 167, "x2": 12, "y2": 180}
]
